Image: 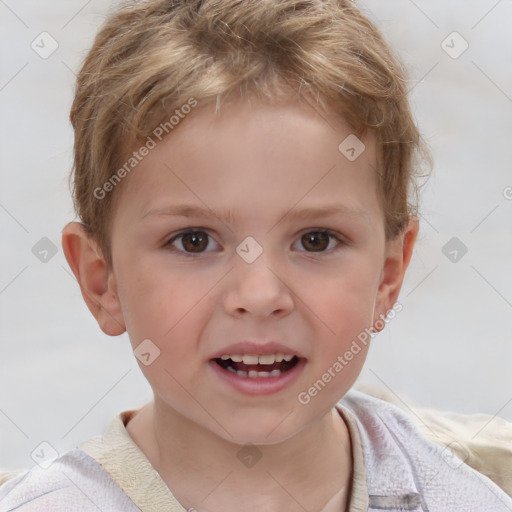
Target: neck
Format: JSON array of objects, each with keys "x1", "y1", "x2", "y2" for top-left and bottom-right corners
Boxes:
[{"x1": 127, "y1": 398, "x2": 352, "y2": 512}]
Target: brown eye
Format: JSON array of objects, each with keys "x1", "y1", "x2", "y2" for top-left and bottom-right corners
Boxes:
[
  {"x1": 166, "y1": 230, "x2": 217, "y2": 255},
  {"x1": 180, "y1": 231, "x2": 209, "y2": 252},
  {"x1": 295, "y1": 230, "x2": 344, "y2": 253},
  {"x1": 301, "y1": 231, "x2": 331, "y2": 252}
]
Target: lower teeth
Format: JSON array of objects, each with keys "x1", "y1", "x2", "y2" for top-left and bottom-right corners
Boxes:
[{"x1": 226, "y1": 366, "x2": 282, "y2": 378}]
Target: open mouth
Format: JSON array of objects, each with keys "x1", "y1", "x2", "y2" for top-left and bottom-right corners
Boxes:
[{"x1": 213, "y1": 355, "x2": 300, "y2": 378}]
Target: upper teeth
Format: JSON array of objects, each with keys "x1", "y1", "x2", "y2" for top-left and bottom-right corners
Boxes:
[{"x1": 220, "y1": 353, "x2": 295, "y2": 364}]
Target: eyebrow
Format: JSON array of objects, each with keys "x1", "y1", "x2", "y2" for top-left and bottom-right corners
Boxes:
[{"x1": 142, "y1": 204, "x2": 367, "y2": 224}]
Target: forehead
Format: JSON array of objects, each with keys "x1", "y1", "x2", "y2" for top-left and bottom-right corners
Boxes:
[{"x1": 112, "y1": 96, "x2": 381, "y2": 229}]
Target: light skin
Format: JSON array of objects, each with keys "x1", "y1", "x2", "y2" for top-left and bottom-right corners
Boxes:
[{"x1": 62, "y1": 95, "x2": 418, "y2": 512}]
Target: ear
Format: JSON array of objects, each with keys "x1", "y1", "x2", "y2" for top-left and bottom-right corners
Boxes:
[
  {"x1": 61, "y1": 221, "x2": 126, "y2": 336},
  {"x1": 372, "y1": 217, "x2": 419, "y2": 332}
]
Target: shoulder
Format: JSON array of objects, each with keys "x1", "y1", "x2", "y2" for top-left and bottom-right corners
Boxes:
[
  {"x1": 0, "y1": 448, "x2": 139, "y2": 512},
  {"x1": 339, "y1": 389, "x2": 512, "y2": 511}
]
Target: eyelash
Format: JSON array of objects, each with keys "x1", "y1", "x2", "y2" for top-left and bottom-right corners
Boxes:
[{"x1": 163, "y1": 228, "x2": 345, "y2": 257}]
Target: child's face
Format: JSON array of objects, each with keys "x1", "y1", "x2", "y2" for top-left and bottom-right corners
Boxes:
[{"x1": 90, "y1": 96, "x2": 410, "y2": 444}]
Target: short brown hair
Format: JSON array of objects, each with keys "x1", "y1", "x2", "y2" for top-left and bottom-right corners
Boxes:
[{"x1": 69, "y1": 0, "x2": 430, "y2": 269}]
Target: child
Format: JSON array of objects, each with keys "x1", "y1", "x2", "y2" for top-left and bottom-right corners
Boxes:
[{"x1": 1, "y1": 0, "x2": 511, "y2": 510}]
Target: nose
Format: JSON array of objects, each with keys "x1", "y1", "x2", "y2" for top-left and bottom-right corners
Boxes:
[{"x1": 223, "y1": 249, "x2": 294, "y2": 319}]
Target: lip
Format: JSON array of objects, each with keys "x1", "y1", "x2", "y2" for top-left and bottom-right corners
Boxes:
[
  {"x1": 210, "y1": 341, "x2": 304, "y2": 359},
  {"x1": 208, "y1": 356, "x2": 306, "y2": 396}
]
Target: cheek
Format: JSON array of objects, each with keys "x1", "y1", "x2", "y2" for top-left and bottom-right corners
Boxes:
[
  {"x1": 318, "y1": 259, "x2": 381, "y2": 338},
  {"x1": 116, "y1": 258, "x2": 201, "y2": 339},
  {"x1": 119, "y1": 274, "x2": 216, "y2": 381},
  {"x1": 307, "y1": 273, "x2": 376, "y2": 398}
]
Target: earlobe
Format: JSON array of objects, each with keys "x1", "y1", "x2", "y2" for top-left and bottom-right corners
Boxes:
[
  {"x1": 372, "y1": 217, "x2": 419, "y2": 332},
  {"x1": 61, "y1": 221, "x2": 126, "y2": 336}
]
